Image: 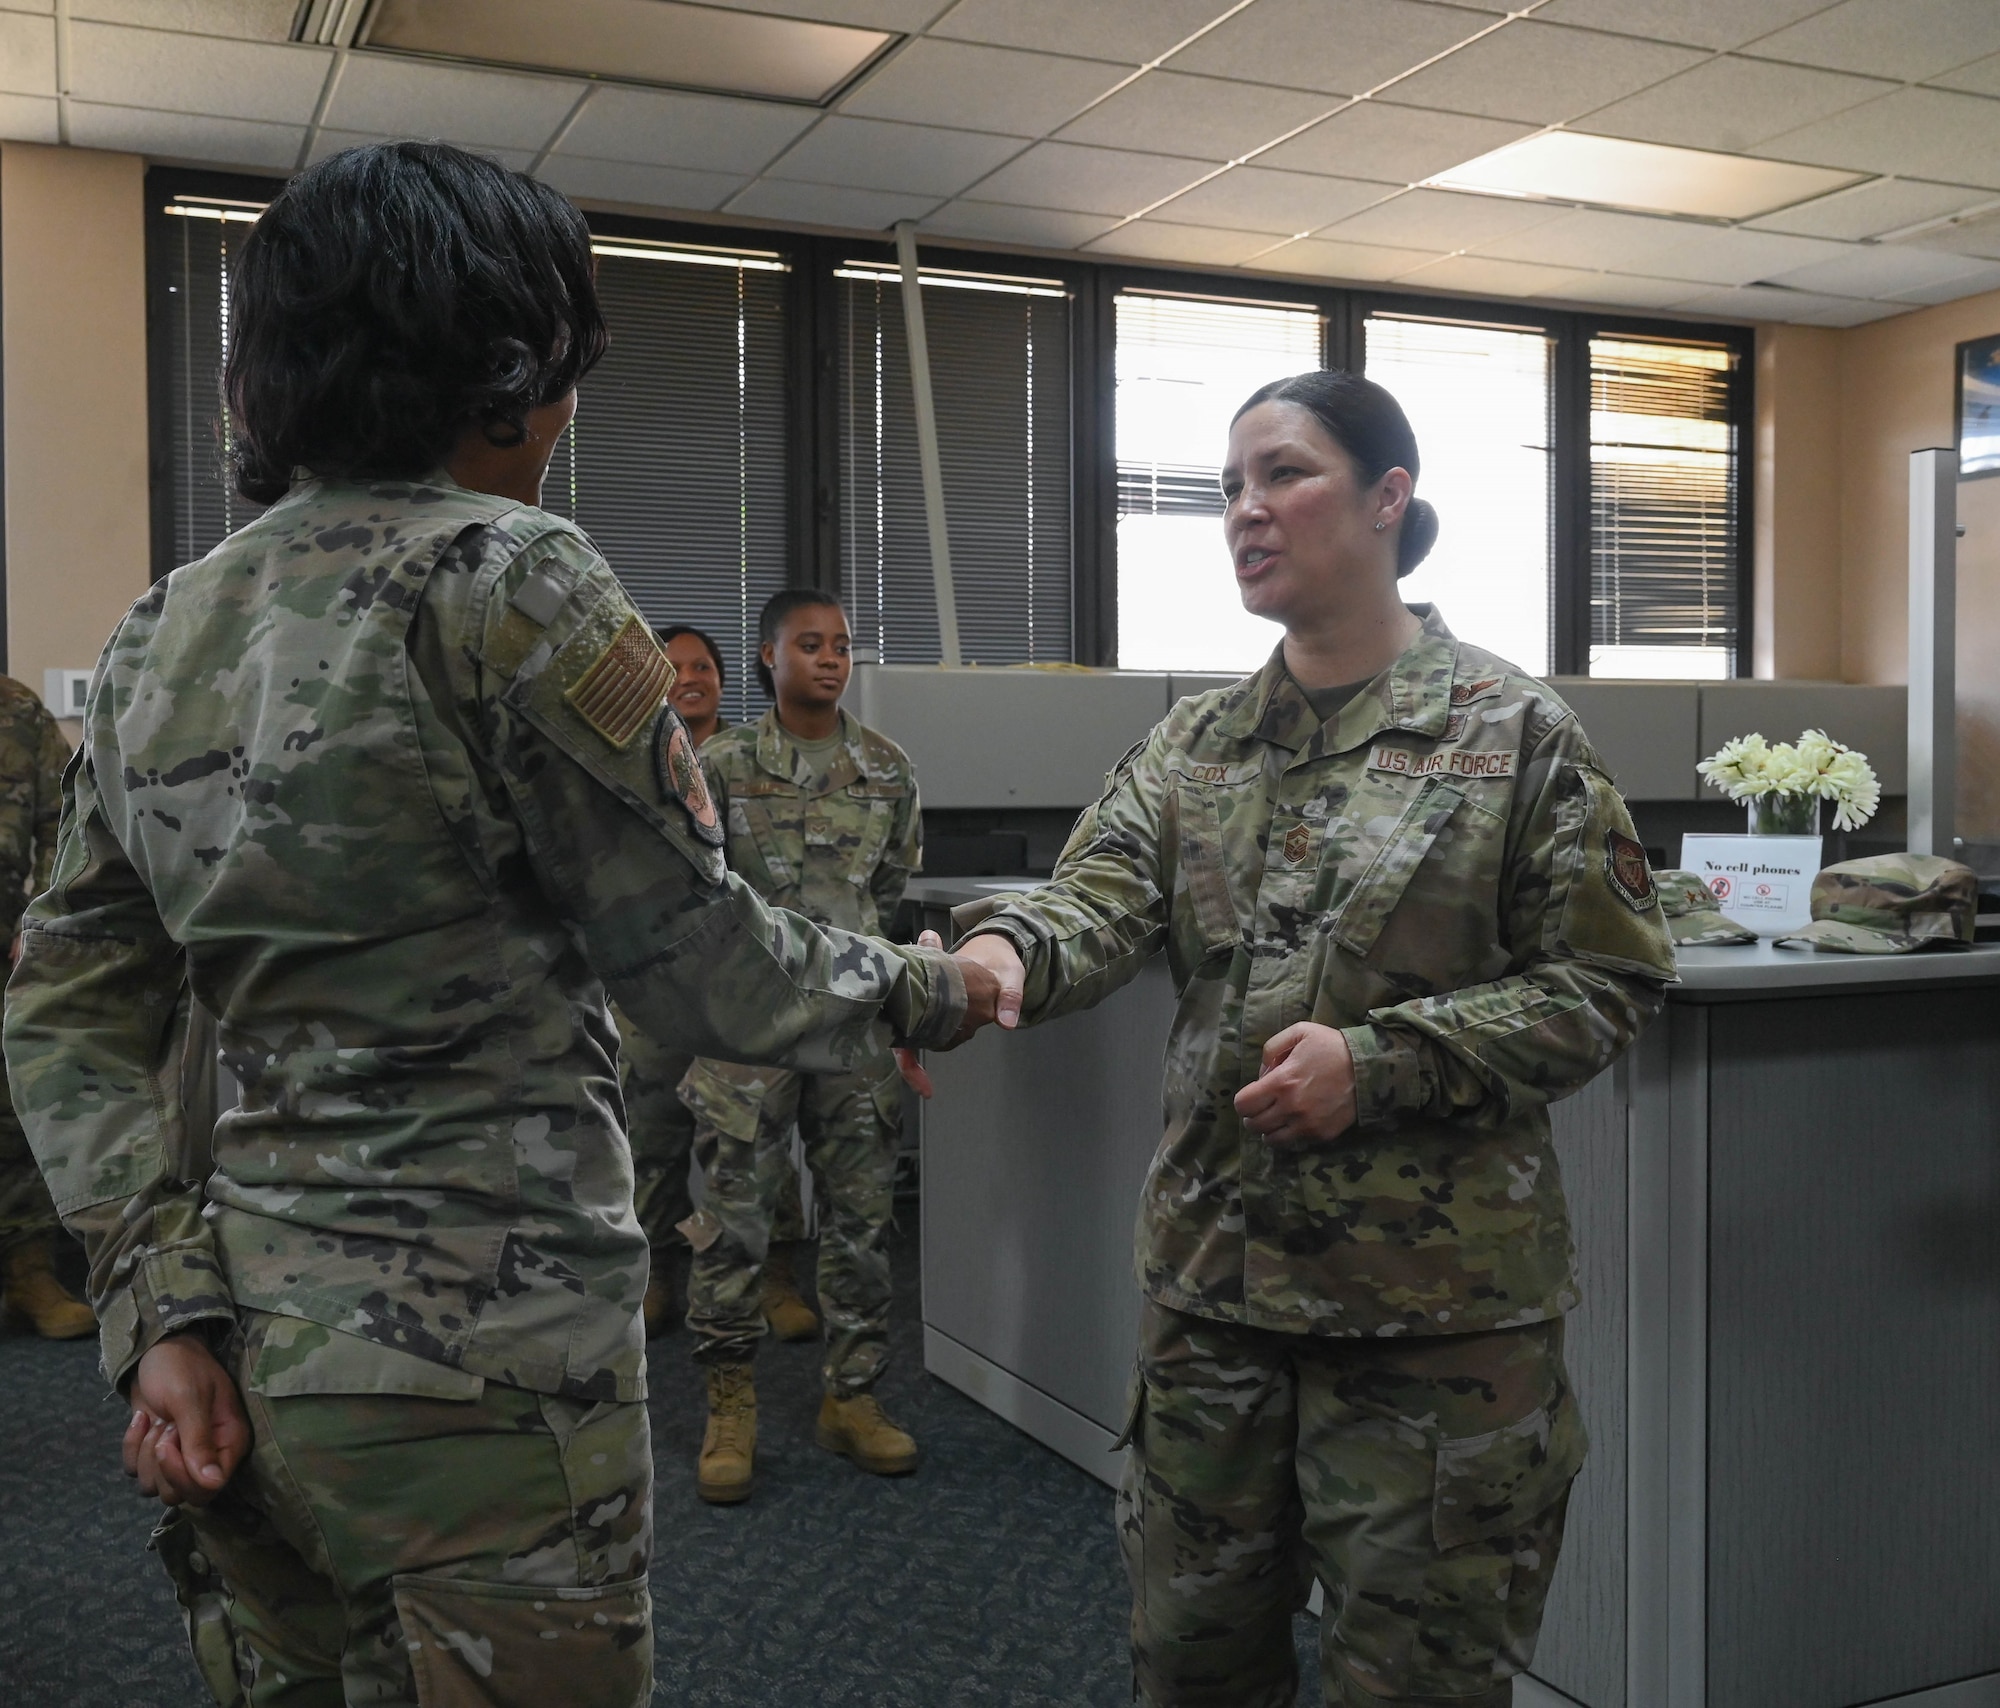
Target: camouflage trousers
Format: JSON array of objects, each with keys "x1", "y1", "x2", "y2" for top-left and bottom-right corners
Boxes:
[
  {"x1": 0, "y1": 1036, "x2": 58, "y2": 1255},
  {"x1": 157, "y1": 1311, "x2": 652, "y2": 1707},
  {"x1": 679, "y1": 1054, "x2": 900, "y2": 1396},
  {"x1": 1120, "y1": 1299, "x2": 1584, "y2": 1708}
]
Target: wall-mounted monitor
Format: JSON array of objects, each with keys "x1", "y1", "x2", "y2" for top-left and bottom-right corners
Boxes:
[{"x1": 1956, "y1": 331, "x2": 2000, "y2": 478}]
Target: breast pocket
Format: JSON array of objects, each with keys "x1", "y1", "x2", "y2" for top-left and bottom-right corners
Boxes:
[
  {"x1": 1171, "y1": 782, "x2": 1248, "y2": 960},
  {"x1": 731, "y1": 788, "x2": 801, "y2": 893},
  {"x1": 1319, "y1": 777, "x2": 1463, "y2": 960},
  {"x1": 826, "y1": 782, "x2": 904, "y2": 887}
]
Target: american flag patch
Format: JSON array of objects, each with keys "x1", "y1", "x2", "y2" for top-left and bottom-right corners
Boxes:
[{"x1": 566, "y1": 616, "x2": 674, "y2": 747}]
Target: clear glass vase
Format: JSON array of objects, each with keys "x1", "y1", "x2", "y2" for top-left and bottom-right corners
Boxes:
[{"x1": 1747, "y1": 793, "x2": 1820, "y2": 835}]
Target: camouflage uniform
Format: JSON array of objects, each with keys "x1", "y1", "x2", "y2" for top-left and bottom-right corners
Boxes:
[
  {"x1": 682, "y1": 709, "x2": 920, "y2": 1396},
  {"x1": 2, "y1": 475, "x2": 964, "y2": 1705},
  {"x1": 0, "y1": 674, "x2": 70, "y2": 1258},
  {"x1": 958, "y1": 609, "x2": 1675, "y2": 1706}
]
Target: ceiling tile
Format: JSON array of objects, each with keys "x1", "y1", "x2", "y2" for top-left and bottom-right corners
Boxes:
[
  {"x1": 1933, "y1": 52, "x2": 2000, "y2": 98},
  {"x1": 1393, "y1": 253, "x2": 1603, "y2": 297},
  {"x1": 1082, "y1": 220, "x2": 1290, "y2": 265},
  {"x1": 766, "y1": 116, "x2": 1023, "y2": 196},
  {"x1": 0, "y1": 3, "x2": 51, "y2": 12},
  {"x1": 535, "y1": 155, "x2": 748, "y2": 212},
  {"x1": 723, "y1": 179, "x2": 944, "y2": 228},
  {"x1": 0, "y1": 91, "x2": 56, "y2": 141},
  {"x1": 839, "y1": 39, "x2": 1129, "y2": 135},
  {"x1": 1535, "y1": 0, "x2": 1840, "y2": 51},
  {"x1": 1668, "y1": 281, "x2": 1876, "y2": 322},
  {"x1": 1884, "y1": 260, "x2": 2000, "y2": 303},
  {"x1": 1762, "y1": 244, "x2": 2000, "y2": 298},
  {"x1": 557, "y1": 84, "x2": 816, "y2": 173},
  {"x1": 67, "y1": 101, "x2": 303, "y2": 168},
  {"x1": 1567, "y1": 271, "x2": 1717, "y2": 308},
  {"x1": 1319, "y1": 186, "x2": 1570, "y2": 250},
  {"x1": 1746, "y1": 176, "x2": 1998, "y2": 239},
  {"x1": 1258, "y1": 101, "x2": 1533, "y2": 183},
  {"x1": 1056, "y1": 71, "x2": 1333, "y2": 163},
  {"x1": 1252, "y1": 235, "x2": 1448, "y2": 280},
  {"x1": 1476, "y1": 209, "x2": 1853, "y2": 283},
  {"x1": 1387, "y1": 21, "x2": 1706, "y2": 125},
  {"x1": 1165, "y1": 0, "x2": 1493, "y2": 99},
  {"x1": 686, "y1": 0, "x2": 944, "y2": 25},
  {"x1": 921, "y1": 200, "x2": 1122, "y2": 247},
  {"x1": 967, "y1": 140, "x2": 1212, "y2": 216},
  {"x1": 70, "y1": 21, "x2": 328, "y2": 123},
  {"x1": 311, "y1": 129, "x2": 537, "y2": 173},
  {"x1": 1896, "y1": 207, "x2": 2000, "y2": 262},
  {"x1": 1149, "y1": 165, "x2": 1393, "y2": 234},
  {"x1": 1576, "y1": 56, "x2": 1894, "y2": 153},
  {"x1": 931, "y1": 0, "x2": 1222, "y2": 66},
  {"x1": 325, "y1": 52, "x2": 581, "y2": 154},
  {"x1": 73, "y1": 1, "x2": 294, "y2": 38},
  {"x1": 1793, "y1": 297, "x2": 1912, "y2": 325},
  {"x1": 0, "y1": 9, "x2": 51, "y2": 96},
  {"x1": 1753, "y1": 88, "x2": 2000, "y2": 189},
  {"x1": 1746, "y1": 0, "x2": 2000, "y2": 84}
]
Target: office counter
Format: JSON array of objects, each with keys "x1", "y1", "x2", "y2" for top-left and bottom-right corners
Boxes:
[{"x1": 910, "y1": 878, "x2": 2000, "y2": 1708}]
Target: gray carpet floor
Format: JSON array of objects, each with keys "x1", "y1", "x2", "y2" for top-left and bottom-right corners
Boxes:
[{"x1": 0, "y1": 1223, "x2": 1322, "y2": 1704}]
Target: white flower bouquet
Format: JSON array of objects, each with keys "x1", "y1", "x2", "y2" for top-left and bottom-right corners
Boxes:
[{"x1": 1696, "y1": 729, "x2": 1881, "y2": 834}]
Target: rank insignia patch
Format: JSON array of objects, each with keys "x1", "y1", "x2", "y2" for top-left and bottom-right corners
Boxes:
[
  {"x1": 1282, "y1": 822, "x2": 1313, "y2": 865},
  {"x1": 566, "y1": 616, "x2": 674, "y2": 748},
  {"x1": 657, "y1": 712, "x2": 725, "y2": 847},
  {"x1": 1606, "y1": 830, "x2": 1655, "y2": 911}
]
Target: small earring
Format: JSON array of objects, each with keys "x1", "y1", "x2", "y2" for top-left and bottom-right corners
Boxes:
[{"x1": 1373, "y1": 521, "x2": 1386, "y2": 531}]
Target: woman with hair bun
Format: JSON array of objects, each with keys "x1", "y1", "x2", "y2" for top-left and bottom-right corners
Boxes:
[{"x1": 943, "y1": 371, "x2": 1676, "y2": 1707}]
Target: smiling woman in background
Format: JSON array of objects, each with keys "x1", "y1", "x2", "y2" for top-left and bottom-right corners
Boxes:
[{"x1": 945, "y1": 371, "x2": 1677, "y2": 1708}]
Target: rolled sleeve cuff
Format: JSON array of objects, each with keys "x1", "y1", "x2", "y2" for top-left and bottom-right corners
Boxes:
[
  {"x1": 1341, "y1": 1024, "x2": 1426, "y2": 1128},
  {"x1": 101, "y1": 1247, "x2": 236, "y2": 1393},
  {"x1": 893, "y1": 945, "x2": 968, "y2": 1049}
]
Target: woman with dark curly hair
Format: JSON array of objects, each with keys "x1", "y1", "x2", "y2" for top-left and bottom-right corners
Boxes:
[{"x1": 3, "y1": 141, "x2": 993, "y2": 1707}]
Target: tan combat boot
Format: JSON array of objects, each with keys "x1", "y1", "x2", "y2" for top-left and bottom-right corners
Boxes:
[
  {"x1": 1, "y1": 1236, "x2": 95, "y2": 1340},
  {"x1": 759, "y1": 1244, "x2": 819, "y2": 1343},
  {"x1": 816, "y1": 1390, "x2": 918, "y2": 1476},
  {"x1": 696, "y1": 1364, "x2": 757, "y2": 1505}
]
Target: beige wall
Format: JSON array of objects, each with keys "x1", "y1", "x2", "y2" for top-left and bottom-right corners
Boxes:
[
  {"x1": 1753, "y1": 323, "x2": 1844, "y2": 680},
  {"x1": 2, "y1": 143, "x2": 151, "y2": 731}
]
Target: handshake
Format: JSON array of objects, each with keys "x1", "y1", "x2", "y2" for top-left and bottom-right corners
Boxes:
[{"x1": 895, "y1": 930, "x2": 1025, "y2": 1097}]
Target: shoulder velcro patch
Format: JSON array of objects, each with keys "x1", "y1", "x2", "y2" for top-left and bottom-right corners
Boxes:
[
  {"x1": 1606, "y1": 830, "x2": 1655, "y2": 911},
  {"x1": 656, "y1": 712, "x2": 725, "y2": 847},
  {"x1": 566, "y1": 616, "x2": 675, "y2": 748}
]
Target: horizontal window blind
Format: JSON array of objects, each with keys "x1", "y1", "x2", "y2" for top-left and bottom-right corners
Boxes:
[
  {"x1": 1589, "y1": 337, "x2": 1738, "y2": 679},
  {"x1": 837, "y1": 266, "x2": 1072, "y2": 666}
]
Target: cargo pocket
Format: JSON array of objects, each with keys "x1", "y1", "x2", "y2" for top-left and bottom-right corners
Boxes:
[
  {"x1": 151, "y1": 1509, "x2": 248, "y2": 1708},
  {"x1": 393, "y1": 1571, "x2": 652, "y2": 1708},
  {"x1": 1324, "y1": 779, "x2": 1462, "y2": 959},
  {"x1": 1411, "y1": 1391, "x2": 1587, "y2": 1696}
]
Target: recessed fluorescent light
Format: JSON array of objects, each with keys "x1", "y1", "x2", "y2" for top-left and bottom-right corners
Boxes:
[
  {"x1": 1426, "y1": 132, "x2": 1867, "y2": 222},
  {"x1": 594, "y1": 240, "x2": 788, "y2": 271},
  {"x1": 359, "y1": 0, "x2": 898, "y2": 106}
]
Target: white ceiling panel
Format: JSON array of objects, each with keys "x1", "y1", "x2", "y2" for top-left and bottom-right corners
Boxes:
[
  {"x1": 1897, "y1": 208, "x2": 2000, "y2": 262},
  {"x1": 70, "y1": 22, "x2": 328, "y2": 124},
  {"x1": 1746, "y1": 0, "x2": 2000, "y2": 84},
  {"x1": 1754, "y1": 88, "x2": 2000, "y2": 189},
  {"x1": 1761, "y1": 243, "x2": 2000, "y2": 297},
  {"x1": 968, "y1": 140, "x2": 1212, "y2": 216},
  {"x1": 922, "y1": 199, "x2": 1122, "y2": 247},
  {"x1": 1575, "y1": 56, "x2": 1894, "y2": 154},
  {"x1": 1386, "y1": 22, "x2": 1707, "y2": 125},
  {"x1": 724, "y1": 178, "x2": 944, "y2": 228},
  {"x1": 1668, "y1": 281, "x2": 1876, "y2": 322},
  {"x1": 0, "y1": 9, "x2": 52, "y2": 96},
  {"x1": 766, "y1": 116, "x2": 1022, "y2": 196},
  {"x1": 536, "y1": 154, "x2": 748, "y2": 212},
  {"x1": 684, "y1": 0, "x2": 946, "y2": 25},
  {"x1": 1258, "y1": 101, "x2": 1533, "y2": 183},
  {"x1": 67, "y1": 101, "x2": 304, "y2": 168},
  {"x1": 1884, "y1": 260, "x2": 2000, "y2": 303},
  {"x1": 557, "y1": 84, "x2": 815, "y2": 173},
  {"x1": 1320, "y1": 186, "x2": 1571, "y2": 250},
  {"x1": 931, "y1": 0, "x2": 1223, "y2": 67},
  {"x1": 1150, "y1": 165, "x2": 1393, "y2": 234},
  {"x1": 1251, "y1": 234, "x2": 1451, "y2": 280},
  {"x1": 1793, "y1": 296, "x2": 1913, "y2": 325},
  {"x1": 1395, "y1": 253, "x2": 1604, "y2": 296},
  {"x1": 1746, "y1": 175, "x2": 1997, "y2": 239},
  {"x1": 74, "y1": 0, "x2": 293, "y2": 36},
  {"x1": 0, "y1": 2, "x2": 53, "y2": 13},
  {"x1": 310, "y1": 129, "x2": 537, "y2": 172},
  {"x1": 1165, "y1": 0, "x2": 1493, "y2": 99},
  {"x1": 838, "y1": 39, "x2": 1129, "y2": 135},
  {"x1": 1082, "y1": 219, "x2": 1289, "y2": 265},
  {"x1": 1477, "y1": 209, "x2": 1852, "y2": 283},
  {"x1": 1055, "y1": 71, "x2": 1333, "y2": 164},
  {"x1": 1566, "y1": 271, "x2": 1717, "y2": 308},
  {"x1": 1535, "y1": 0, "x2": 1841, "y2": 52},
  {"x1": 0, "y1": 91, "x2": 56, "y2": 142},
  {"x1": 1933, "y1": 52, "x2": 2000, "y2": 99},
  {"x1": 325, "y1": 53, "x2": 583, "y2": 154}
]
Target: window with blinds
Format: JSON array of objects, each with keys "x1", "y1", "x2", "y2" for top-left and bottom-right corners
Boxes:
[
  {"x1": 1115, "y1": 291, "x2": 1321, "y2": 673},
  {"x1": 1363, "y1": 315, "x2": 1555, "y2": 676},
  {"x1": 836, "y1": 264, "x2": 1072, "y2": 667},
  {"x1": 1588, "y1": 337, "x2": 1738, "y2": 679}
]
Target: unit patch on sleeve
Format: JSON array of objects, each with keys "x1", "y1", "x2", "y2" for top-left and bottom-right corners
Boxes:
[
  {"x1": 1605, "y1": 830, "x2": 1656, "y2": 911},
  {"x1": 657, "y1": 712, "x2": 725, "y2": 847},
  {"x1": 566, "y1": 615, "x2": 674, "y2": 748}
]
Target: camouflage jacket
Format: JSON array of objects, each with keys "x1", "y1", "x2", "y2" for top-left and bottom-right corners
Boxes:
[
  {"x1": 0, "y1": 675, "x2": 69, "y2": 942},
  {"x1": 703, "y1": 709, "x2": 921, "y2": 936},
  {"x1": 960, "y1": 608, "x2": 1675, "y2": 1339},
  {"x1": 2, "y1": 475, "x2": 966, "y2": 1398}
]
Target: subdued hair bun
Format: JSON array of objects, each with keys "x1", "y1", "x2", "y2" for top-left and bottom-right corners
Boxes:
[{"x1": 1397, "y1": 498, "x2": 1439, "y2": 577}]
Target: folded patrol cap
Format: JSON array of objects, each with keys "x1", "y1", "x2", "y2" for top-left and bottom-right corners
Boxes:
[
  {"x1": 1775, "y1": 853, "x2": 1979, "y2": 954},
  {"x1": 1654, "y1": 868, "x2": 1756, "y2": 946}
]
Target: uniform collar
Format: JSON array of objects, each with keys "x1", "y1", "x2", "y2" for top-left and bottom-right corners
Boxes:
[
  {"x1": 754, "y1": 707, "x2": 861, "y2": 794},
  {"x1": 1214, "y1": 604, "x2": 1460, "y2": 759}
]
